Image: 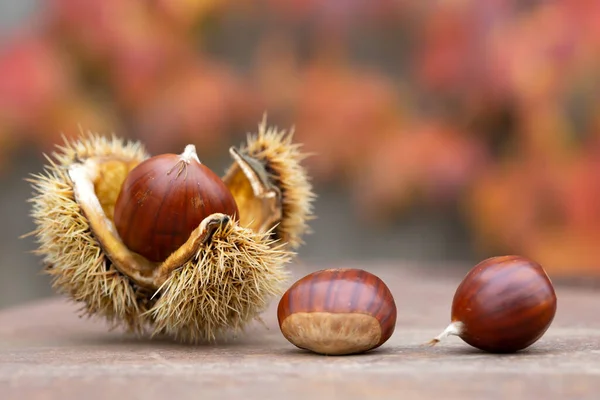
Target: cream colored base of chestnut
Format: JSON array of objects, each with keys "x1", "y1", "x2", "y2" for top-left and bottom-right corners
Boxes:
[{"x1": 280, "y1": 312, "x2": 381, "y2": 355}]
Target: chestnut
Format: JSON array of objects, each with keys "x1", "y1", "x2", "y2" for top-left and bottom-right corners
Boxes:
[
  {"x1": 113, "y1": 144, "x2": 239, "y2": 262},
  {"x1": 277, "y1": 268, "x2": 397, "y2": 355},
  {"x1": 428, "y1": 255, "x2": 557, "y2": 353}
]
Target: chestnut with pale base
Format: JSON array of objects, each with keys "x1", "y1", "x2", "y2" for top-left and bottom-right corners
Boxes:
[
  {"x1": 427, "y1": 255, "x2": 557, "y2": 353},
  {"x1": 278, "y1": 268, "x2": 397, "y2": 356}
]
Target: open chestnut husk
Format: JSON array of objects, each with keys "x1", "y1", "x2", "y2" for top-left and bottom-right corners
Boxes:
[
  {"x1": 428, "y1": 255, "x2": 557, "y2": 353},
  {"x1": 25, "y1": 119, "x2": 315, "y2": 343}
]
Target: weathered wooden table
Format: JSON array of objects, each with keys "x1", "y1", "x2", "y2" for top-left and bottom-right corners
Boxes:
[{"x1": 1, "y1": 262, "x2": 599, "y2": 399}]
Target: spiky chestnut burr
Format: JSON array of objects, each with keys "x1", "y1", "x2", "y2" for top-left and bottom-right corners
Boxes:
[
  {"x1": 25, "y1": 120, "x2": 315, "y2": 343},
  {"x1": 427, "y1": 255, "x2": 557, "y2": 353},
  {"x1": 222, "y1": 116, "x2": 315, "y2": 250}
]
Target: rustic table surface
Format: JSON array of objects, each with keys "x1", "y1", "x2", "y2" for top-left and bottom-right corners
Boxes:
[{"x1": 1, "y1": 262, "x2": 599, "y2": 400}]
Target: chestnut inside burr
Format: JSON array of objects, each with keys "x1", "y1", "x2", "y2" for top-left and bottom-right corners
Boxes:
[
  {"x1": 68, "y1": 155, "x2": 235, "y2": 290},
  {"x1": 66, "y1": 139, "x2": 293, "y2": 293},
  {"x1": 113, "y1": 145, "x2": 239, "y2": 263}
]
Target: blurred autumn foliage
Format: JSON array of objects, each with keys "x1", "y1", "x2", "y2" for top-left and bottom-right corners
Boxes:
[{"x1": 2, "y1": 0, "x2": 600, "y2": 276}]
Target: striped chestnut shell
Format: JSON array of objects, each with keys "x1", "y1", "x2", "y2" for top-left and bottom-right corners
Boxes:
[
  {"x1": 277, "y1": 268, "x2": 397, "y2": 355},
  {"x1": 429, "y1": 255, "x2": 557, "y2": 353}
]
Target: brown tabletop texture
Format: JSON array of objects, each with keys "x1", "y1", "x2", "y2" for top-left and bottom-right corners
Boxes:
[{"x1": 1, "y1": 262, "x2": 599, "y2": 400}]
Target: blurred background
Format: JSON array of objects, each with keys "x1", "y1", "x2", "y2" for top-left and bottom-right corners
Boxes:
[{"x1": 1, "y1": 0, "x2": 600, "y2": 309}]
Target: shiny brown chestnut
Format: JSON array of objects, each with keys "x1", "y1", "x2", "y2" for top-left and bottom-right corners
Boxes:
[
  {"x1": 428, "y1": 255, "x2": 557, "y2": 353},
  {"x1": 277, "y1": 268, "x2": 397, "y2": 355},
  {"x1": 114, "y1": 144, "x2": 239, "y2": 262}
]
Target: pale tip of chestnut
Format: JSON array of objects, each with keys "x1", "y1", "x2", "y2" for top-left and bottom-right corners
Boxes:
[
  {"x1": 426, "y1": 321, "x2": 464, "y2": 347},
  {"x1": 180, "y1": 144, "x2": 201, "y2": 164}
]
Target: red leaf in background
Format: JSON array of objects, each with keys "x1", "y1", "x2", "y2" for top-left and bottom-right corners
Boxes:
[
  {"x1": 355, "y1": 122, "x2": 488, "y2": 222},
  {"x1": 492, "y1": 3, "x2": 578, "y2": 107},
  {"x1": 106, "y1": 16, "x2": 194, "y2": 112},
  {"x1": 132, "y1": 59, "x2": 256, "y2": 154},
  {"x1": 47, "y1": 0, "x2": 124, "y2": 61},
  {"x1": 561, "y1": 0, "x2": 600, "y2": 49},
  {"x1": 0, "y1": 35, "x2": 72, "y2": 131},
  {"x1": 50, "y1": 0, "x2": 197, "y2": 111},
  {"x1": 413, "y1": 1, "x2": 482, "y2": 93}
]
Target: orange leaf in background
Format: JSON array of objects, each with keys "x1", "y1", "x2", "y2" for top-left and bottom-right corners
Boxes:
[
  {"x1": 526, "y1": 230, "x2": 600, "y2": 277},
  {"x1": 463, "y1": 134, "x2": 600, "y2": 276},
  {"x1": 520, "y1": 172, "x2": 600, "y2": 275},
  {"x1": 0, "y1": 123, "x2": 20, "y2": 174},
  {"x1": 251, "y1": 34, "x2": 301, "y2": 120},
  {"x1": 561, "y1": 147, "x2": 600, "y2": 236},
  {"x1": 151, "y1": 0, "x2": 225, "y2": 31},
  {"x1": 292, "y1": 49, "x2": 403, "y2": 183},
  {"x1": 464, "y1": 160, "x2": 547, "y2": 256}
]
